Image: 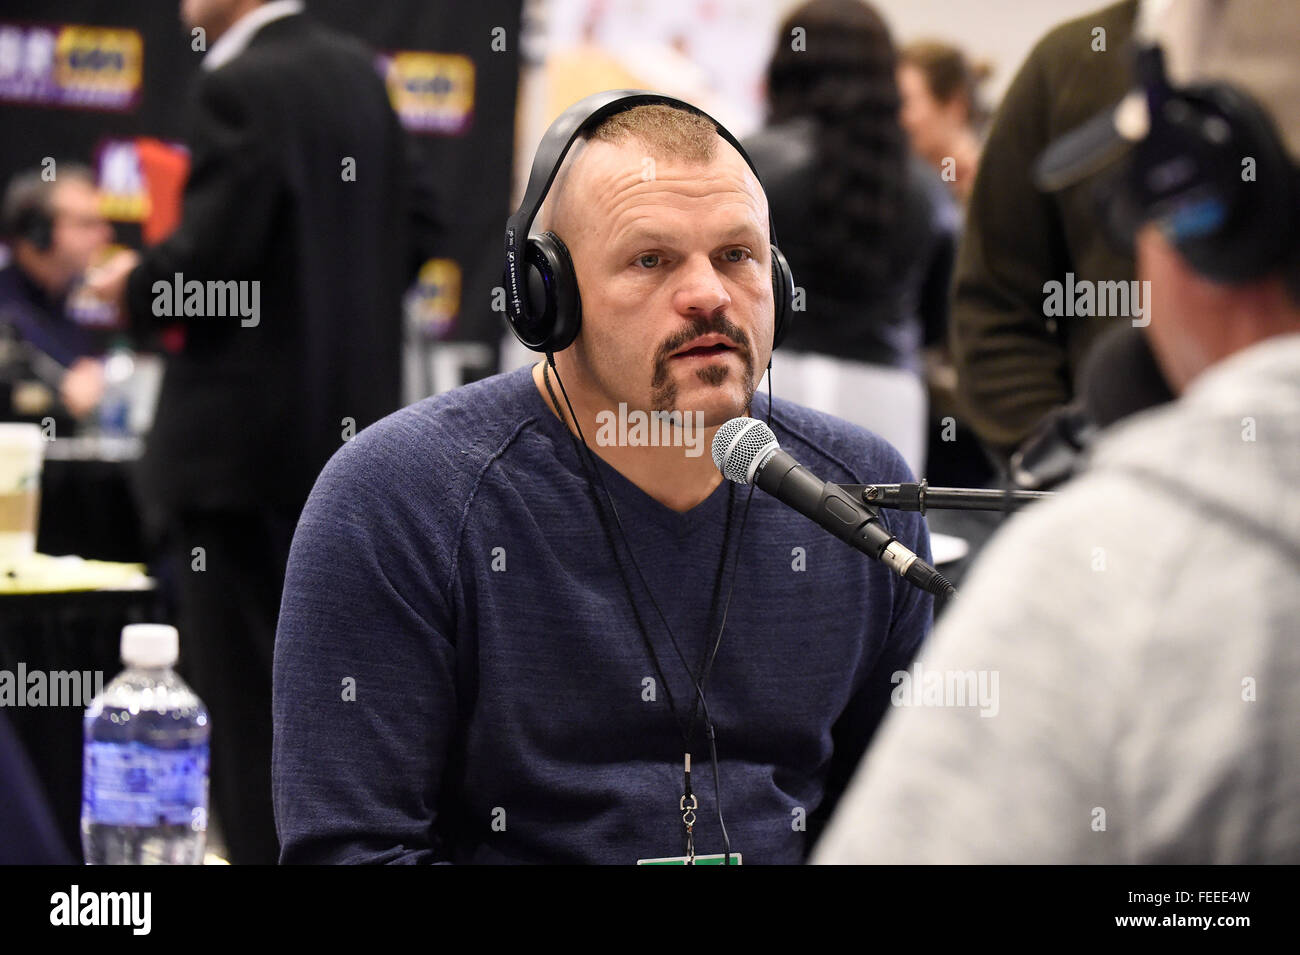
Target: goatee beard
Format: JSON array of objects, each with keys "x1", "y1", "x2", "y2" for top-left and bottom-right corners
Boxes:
[{"x1": 649, "y1": 315, "x2": 755, "y2": 414}]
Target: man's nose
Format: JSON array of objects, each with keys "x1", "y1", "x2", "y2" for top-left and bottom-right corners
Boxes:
[{"x1": 672, "y1": 253, "x2": 731, "y2": 317}]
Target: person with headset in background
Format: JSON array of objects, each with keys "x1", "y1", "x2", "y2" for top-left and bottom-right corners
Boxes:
[
  {"x1": 272, "y1": 93, "x2": 934, "y2": 864},
  {"x1": 813, "y1": 0, "x2": 1300, "y2": 864},
  {"x1": 0, "y1": 165, "x2": 113, "y2": 432}
]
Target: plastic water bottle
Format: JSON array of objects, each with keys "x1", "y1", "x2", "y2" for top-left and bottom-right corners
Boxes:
[
  {"x1": 97, "y1": 343, "x2": 135, "y2": 438},
  {"x1": 81, "y1": 624, "x2": 210, "y2": 865}
]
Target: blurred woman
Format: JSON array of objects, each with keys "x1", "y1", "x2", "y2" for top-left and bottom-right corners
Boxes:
[
  {"x1": 898, "y1": 40, "x2": 990, "y2": 204},
  {"x1": 744, "y1": 0, "x2": 958, "y2": 477}
]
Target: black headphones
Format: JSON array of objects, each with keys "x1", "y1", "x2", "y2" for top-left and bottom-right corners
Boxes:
[
  {"x1": 1121, "y1": 43, "x2": 1300, "y2": 284},
  {"x1": 20, "y1": 206, "x2": 54, "y2": 252},
  {"x1": 503, "y1": 90, "x2": 795, "y2": 354},
  {"x1": 4, "y1": 196, "x2": 53, "y2": 253}
]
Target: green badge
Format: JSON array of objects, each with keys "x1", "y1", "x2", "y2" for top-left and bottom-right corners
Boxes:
[{"x1": 637, "y1": 853, "x2": 742, "y2": 865}]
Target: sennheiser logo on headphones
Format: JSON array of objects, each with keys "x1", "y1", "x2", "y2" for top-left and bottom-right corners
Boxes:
[
  {"x1": 594, "y1": 403, "x2": 706, "y2": 458},
  {"x1": 505, "y1": 228, "x2": 522, "y2": 313},
  {"x1": 1042, "y1": 272, "x2": 1152, "y2": 327}
]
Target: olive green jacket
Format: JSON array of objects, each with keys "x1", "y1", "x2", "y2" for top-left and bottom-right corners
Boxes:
[{"x1": 950, "y1": 0, "x2": 1139, "y2": 457}]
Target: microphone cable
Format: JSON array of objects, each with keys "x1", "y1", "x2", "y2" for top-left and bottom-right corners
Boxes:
[{"x1": 542, "y1": 353, "x2": 771, "y2": 864}]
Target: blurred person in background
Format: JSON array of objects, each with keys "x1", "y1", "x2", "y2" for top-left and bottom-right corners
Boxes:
[
  {"x1": 744, "y1": 0, "x2": 957, "y2": 478},
  {"x1": 896, "y1": 41, "x2": 997, "y2": 487},
  {"x1": 947, "y1": 0, "x2": 1138, "y2": 466},
  {"x1": 897, "y1": 40, "x2": 990, "y2": 206},
  {"x1": 88, "y1": 0, "x2": 419, "y2": 864},
  {"x1": 814, "y1": 0, "x2": 1300, "y2": 864},
  {"x1": 0, "y1": 165, "x2": 111, "y2": 433}
]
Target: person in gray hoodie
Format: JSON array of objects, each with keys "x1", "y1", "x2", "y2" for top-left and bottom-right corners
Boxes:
[{"x1": 812, "y1": 0, "x2": 1300, "y2": 864}]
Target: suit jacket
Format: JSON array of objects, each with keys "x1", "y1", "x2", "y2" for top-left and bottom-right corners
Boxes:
[{"x1": 125, "y1": 13, "x2": 415, "y2": 531}]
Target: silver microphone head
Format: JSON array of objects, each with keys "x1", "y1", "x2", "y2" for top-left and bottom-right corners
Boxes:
[{"x1": 712, "y1": 417, "x2": 780, "y2": 485}]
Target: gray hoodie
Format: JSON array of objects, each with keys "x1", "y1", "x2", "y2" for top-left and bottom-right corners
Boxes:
[{"x1": 812, "y1": 331, "x2": 1300, "y2": 863}]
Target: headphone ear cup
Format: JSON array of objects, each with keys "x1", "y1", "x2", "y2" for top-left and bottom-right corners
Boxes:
[
  {"x1": 15, "y1": 207, "x2": 52, "y2": 253},
  {"x1": 31, "y1": 216, "x2": 52, "y2": 252},
  {"x1": 1135, "y1": 84, "x2": 1296, "y2": 283},
  {"x1": 507, "y1": 232, "x2": 582, "y2": 352},
  {"x1": 1187, "y1": 87, "x2": 1296, "y2": 282},
  {"x1": 535, "y1": 232, "x2": 581, "y2": 352},
  {"x1": 770, "y1": 244, "x2": 794, "y2": 350}
]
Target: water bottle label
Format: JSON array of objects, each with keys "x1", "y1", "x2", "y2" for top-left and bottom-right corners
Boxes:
[{"x1": 82, "y1": 741, "x2": 209, "y2": 827}]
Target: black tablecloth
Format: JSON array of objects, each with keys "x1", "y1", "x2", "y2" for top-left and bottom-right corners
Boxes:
[
  {"x1": 0, "y1": 586, "x2": 165, "y2": 863},
  {"x1": 37, "y1": 456, "x2": 147, "y2": 563}
]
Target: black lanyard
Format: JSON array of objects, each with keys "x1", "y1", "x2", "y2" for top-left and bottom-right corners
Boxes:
[
  {"x1": 542, "y1": 359, "x2": 734, "y2": 747},
  {"x1": 542, "y1": 357, "x2": 749, "y2": 862}
]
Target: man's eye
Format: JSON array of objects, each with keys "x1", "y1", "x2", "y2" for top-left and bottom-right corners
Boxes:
[
  {"x1": 723, "y1": 248, "x2": 752, "y2": 262},
  {"x1": 635, "y1": 253, "x2": 660, "y2": 269}
]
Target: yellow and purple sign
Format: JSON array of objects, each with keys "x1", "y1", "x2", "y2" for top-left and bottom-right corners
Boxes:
[
  {"x1": 0, "y1": 21, "x2": 141, "y2": 111},
  {"x1": 95, "y1": 138, "x2": 149, "y2": 222},
  {"x1": 406, "y1": 258, "x2": 462, "y2": 338},
  {"x1": 377, "y1": 51, "x2": 474, "y2": 135}
]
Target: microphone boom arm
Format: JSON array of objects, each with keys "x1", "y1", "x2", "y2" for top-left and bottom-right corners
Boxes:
[
  {"x1": 758, "y1": 455, "x2": 957, "y2": 600},
  {"x1": 846, "y1": 480, "x2": 1054, "y2": 515}
]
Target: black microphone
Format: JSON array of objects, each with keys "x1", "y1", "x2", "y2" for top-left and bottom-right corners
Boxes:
[
  {"x1": 1011, "y1": 325, "x2": 1174, "y2": 489},
  {"x1": 1008, "y1": 400, "x2": 1095, "y2": 490},
  {"x1": 1081, "y1": 323, "x2": 1175, "y2": 428},
  {"x1": 712, "y1": 417, "x2": 955, "y2": 599}
]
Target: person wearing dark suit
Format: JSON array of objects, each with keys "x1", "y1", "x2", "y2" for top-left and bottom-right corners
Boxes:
[{"x1": 90, "y1": 0, "x2": 420, "y2": 864}]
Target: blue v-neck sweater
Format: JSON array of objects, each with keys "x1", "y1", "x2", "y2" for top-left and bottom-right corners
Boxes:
[{"x1": 272, "y1": 365, "x2": 933, "y2": 864}]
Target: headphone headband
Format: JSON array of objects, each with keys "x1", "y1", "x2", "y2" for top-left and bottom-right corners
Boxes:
[{"x1": 504, "y1": 90, "x2": 781, "y2": 325}]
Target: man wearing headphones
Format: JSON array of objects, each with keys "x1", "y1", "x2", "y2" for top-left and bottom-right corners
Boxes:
[
  {"x1": 814, "y1": 0, "x2": 1300, "y2": 864},
  {"x1": 273, "y1": 94, "x2": 934, "y2": 864},
  {"x1": 0, "y1": 166, "x2": 112, "y2": 428}
]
